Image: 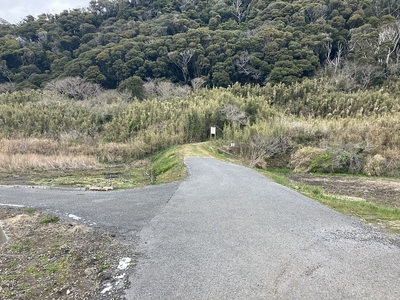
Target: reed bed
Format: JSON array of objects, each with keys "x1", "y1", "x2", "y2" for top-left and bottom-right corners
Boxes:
[{"x1": 1, "y1": 80, "x2": 400, "y2": 175}]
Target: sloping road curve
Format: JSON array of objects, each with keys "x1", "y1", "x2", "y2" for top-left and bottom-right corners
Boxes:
[{"x1": 1, "y1": 157, "x2": 399, "y2": 299}]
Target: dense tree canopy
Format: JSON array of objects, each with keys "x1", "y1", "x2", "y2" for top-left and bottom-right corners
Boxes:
[{"x1": 0, "y1": 0, "x2": 399, "y2": 90}]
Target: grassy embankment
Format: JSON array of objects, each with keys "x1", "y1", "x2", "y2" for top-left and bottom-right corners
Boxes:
[{"x1": 261, "y1": 169, "x2": 400, "y2": 234}]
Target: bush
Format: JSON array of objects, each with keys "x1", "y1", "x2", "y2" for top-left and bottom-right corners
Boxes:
[
  {"x1": 290, "y1": 147, "x2": 324, "y2": 172},
  {"x1": 364, "y1": 154, "x2": 387, "y2": 176},
  {"x1": 117, "y1": 76, "x2": 145, "y2": 100},
  {"x1": 291, "y1": 146, "x2": 365, "y2": 174}
]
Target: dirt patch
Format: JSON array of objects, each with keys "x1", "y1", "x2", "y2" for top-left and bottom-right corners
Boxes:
[
  {"x1": 288, "y1": 174, "x2": 400, "y2": 209},
  {"x1": 0, "y1": 173, "x2": 38, "y2": 186},
  {"x1": 0, "y1": 207, "x2": 133, "y2": 299}
]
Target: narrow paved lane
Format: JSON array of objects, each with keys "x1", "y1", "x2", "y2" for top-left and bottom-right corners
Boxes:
[{"x1": 127, "y1": 158, "x2": 400, "y2": 299}]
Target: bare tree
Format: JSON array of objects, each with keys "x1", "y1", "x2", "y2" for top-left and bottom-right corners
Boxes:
[
  {"x1": 37, "y1": 30, "x2": 48, "y2": 45},
  {"x1": 248, "y1": 135, "x2": 291, "y2": 169},
  {"x1": 305, "y1": 4, "x2": 328, "y2": 22},
  {"x1": 235, "y1": 51, "x2": 261, "y2": 80},
  {"x1": 236, "y1": 52, "x2": 251, "y2": 75},
  {"x1": 168, "y1": 49, "x2": 196, "y2": 83},
  {"x1": 325, "y1": 42, "x2": 345, "y2": 73},
  {"x1": 220, "y1": 104, "x2": 247, "y2": 126},
  {"x1": 191, "y1": 77, "x2": 206, "y2": 91},
  {"x1": 144, "y1": 79, "x2": 190, "y2": 99},
  {"x1": 344, "y1": 61, "x2": 383, "y2": 88},
  {"x1": 327, "y1": 59, "x2": 384, "y2": 90},
  {"x1": 45, "y1": 77, "x2": 103, "y2": 100},
  {"x1": 230, "y1": 0, "x2": 245, "y2": 25},
  {"x1": 249, "y1": 135, "x2": 268, "y2": 168},
  {"x1": 378, "y1": 21, "x2": 400, "y2": 66},
  {"x1": 373, "y1": 0, "x2": 400, "y2": 18}
]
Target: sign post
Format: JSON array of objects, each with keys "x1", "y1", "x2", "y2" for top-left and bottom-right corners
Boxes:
[{"x1": 210, "y1": 126, "x2": 216, "y2": 139}]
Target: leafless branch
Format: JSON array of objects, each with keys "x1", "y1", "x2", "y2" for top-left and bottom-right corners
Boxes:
[{"x1": 45, "y1": 77, "x2": 103, "y2": 100}]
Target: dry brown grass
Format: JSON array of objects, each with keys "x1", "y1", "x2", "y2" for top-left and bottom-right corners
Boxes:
[
  {"x1": 0, "y1": 138, "x2": 154, "y2": 170},
  {"x1": 98, "y1": 141, "x2": 148, "y2": 158},
  {"x1": 0, "y1": 138, "x2": 60, "y2": 155},
  {"x1": 364, "y1": 149, "x2": 400, "y2": 177},
  {"x1": 0, "y1": 154, "x2": 99, "y2": 171},
  {"x1": 290, "y1": 147, "x2": 324, "y2": 172},
  {"x1": 0, "y1": 138, "x2": 99, "y2": 171}
]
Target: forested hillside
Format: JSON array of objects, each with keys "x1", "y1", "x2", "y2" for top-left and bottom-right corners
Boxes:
[{"x1": 1, "y1": 0, "x2": 400, "y2": 90}]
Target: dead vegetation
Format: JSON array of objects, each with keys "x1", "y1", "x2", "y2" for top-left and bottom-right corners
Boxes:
[{"x1": 0, "y1": 153, "x2": 99, "y2": 171}]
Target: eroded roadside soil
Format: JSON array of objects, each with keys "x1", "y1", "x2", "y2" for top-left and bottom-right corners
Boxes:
[{"x1": 0, "y1": 207, "x2": 133, "y2": 300}]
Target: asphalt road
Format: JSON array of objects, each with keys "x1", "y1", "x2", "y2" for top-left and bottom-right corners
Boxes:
[
  {"x1": 0, "y1": 181, "x2": 180, "y2": 242},
  {"x1": 1, "y1": 157, "x2": 400, "y2": 299}
]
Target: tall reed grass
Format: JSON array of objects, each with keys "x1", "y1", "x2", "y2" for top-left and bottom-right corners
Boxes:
[{"x1": 1, "y1": 80, "x2": 400, "y2": 175}]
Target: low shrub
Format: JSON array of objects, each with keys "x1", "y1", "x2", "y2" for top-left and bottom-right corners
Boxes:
[
  {"x1": 364, "y1": 154, "x2": 387, "y2": 176},
  {"x1": 290, "y1": 147, "x2": 324, "y2": 172},
  {"x1": 291, "y1": 146, "x2": 365, "y2": 174}
]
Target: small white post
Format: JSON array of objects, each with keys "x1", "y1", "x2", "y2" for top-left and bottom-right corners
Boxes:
[{"x1": 210, "y1": 126, "x2": 216, "y2": 139}]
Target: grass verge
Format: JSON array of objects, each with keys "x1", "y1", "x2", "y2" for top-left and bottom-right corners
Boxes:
[
  {"x1": 150, "y1": 146, "x2": 186, "y2": 184},
  {"x1": 261, "y1": 169, "x2": 400, "y2": 234}
]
